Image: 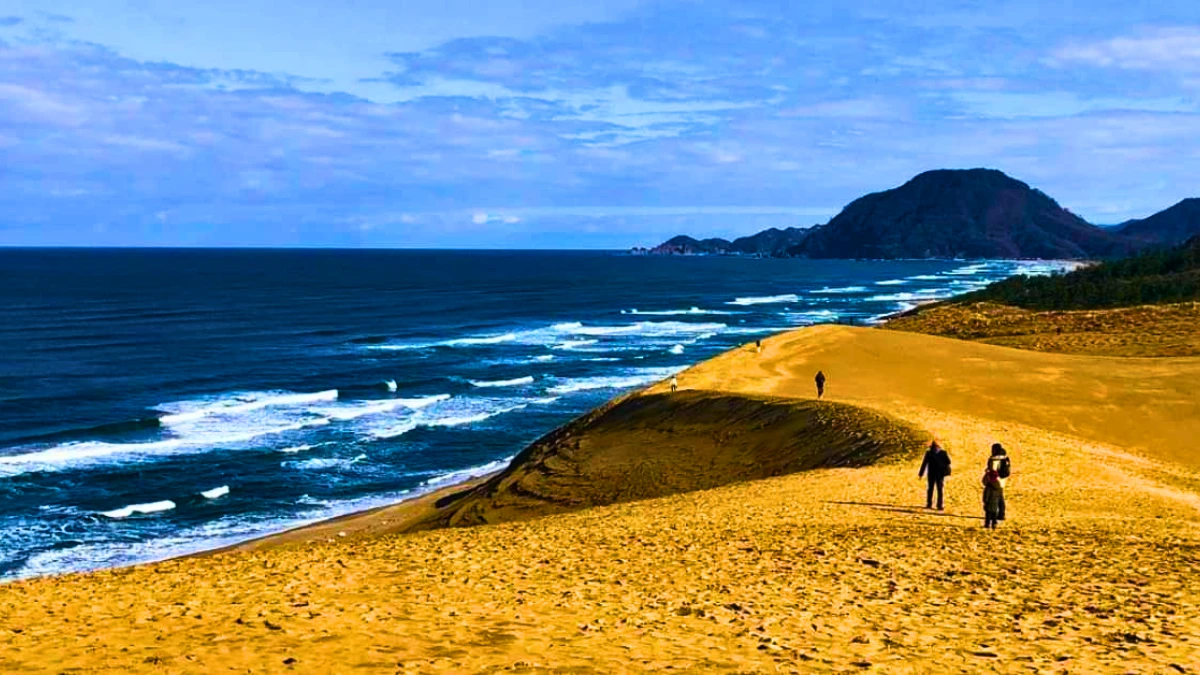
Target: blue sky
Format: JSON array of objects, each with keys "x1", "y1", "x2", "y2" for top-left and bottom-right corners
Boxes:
[{"x1": 2, "y1": 0, "x2": 1199, "y2": 248}]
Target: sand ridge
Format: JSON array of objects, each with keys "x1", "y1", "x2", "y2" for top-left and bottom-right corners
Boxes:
[{"x1": 3, "y1": 325, "x2": 1200, "y2": 674}]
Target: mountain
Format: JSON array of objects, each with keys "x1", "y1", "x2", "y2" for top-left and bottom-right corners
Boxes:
[
  {"x1": 648, "y1": 235, "x2": 732, "y2": 255},
  {"x1": 958, "y1": 235, "x2": 1200, "y2": 310},
  {"x1": 789, "y1": 169, "x2": 1132, "y2": 259},
  {"x1": 1115, "y1": 198, "x2": 1200, "y2": 246},
  {"x1": 643, "y1": 228, "x2": 810, "y2": 256},
  {"x1": 727, "y1": 227, "x2": 810, "y2": 255}
]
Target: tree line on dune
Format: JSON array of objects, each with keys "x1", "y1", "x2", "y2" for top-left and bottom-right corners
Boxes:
[{"x1": 958, "y1": 236, "x2": 1200, "y2": 310}]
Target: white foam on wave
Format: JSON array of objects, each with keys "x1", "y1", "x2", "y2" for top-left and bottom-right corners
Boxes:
[
  {"x1": 314, "y1": 394, "x2": 450, "y2": 421},
  {"x1": 727, "y1": 294, "x2": 799, "y2": 306},
  {"x1": 783, "y1": 309, "x2": 841, "y2": 325},
  {"x1": 533, "y1": 355, "x2": 555, "y2": 362},
  {"x1": 875, "y1": 279, "x2": 907, "y2": 286},
  {"x1": 422, "y1": 455, "x2": 516, "y2": 487},
  {"x1": 445, "y1": 333, "x2": 518, "y2": 347},
  {"x1": 469, "y1": 376, "x2": 535, "y2": 388},
  {"x1": 282, "y1": 454, "x2": 368, "y2": 472},
  {"x1": 669, "y1": 344, "x2": 685, "y2": 355},
  {"x1": 546, "y1": 367, "x2": 681, "y2": 395},
  {"x1": 811, "y1": 286, "x2": 868, "y2": 294},
  {"x1": 100, "y1": 500, "x2": 176, "y2": 519},
  {"x1": 157, "y1": 390, "x2": 339, "y2": 425},
  {"x1": 368, "y1": 320, "x2": 731, "y2": 354},
  {"x1": 945, "y1": 263, "x2": 993, "y2": 276},
  {"x1": 0, "y1": 387, "x2": 462, "y2": 477},
  {"x1": 384, "y1": 379, "x2": 398, "y2": 392},
  {"x1": 365, "y1": 398, "x2": 530, "y2": 440},
  {"x1": 551, "y1": 339, "x2": 599, "y2": 350},
  {"x1": 908, "y1": 274, "x2": 942, "y2": 281},
  {"x1": 867, "y1": 289, "x2": 947, "y2": 303},
  {"x1": 0, "y1": 416, "x2": 332, "y2": 476},
  {"x1": 624, "y1": 307, "x2": 733, "y2": 316},
  {"x1": 201, "y1": 485, "x2": 229, "y2": 499},
  {"x1": 425, "y1": 403, "x2": 529, "y2": 428}
]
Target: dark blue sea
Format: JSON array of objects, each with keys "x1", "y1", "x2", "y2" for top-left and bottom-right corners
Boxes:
[{"x1": 0, "y1": 249, "x2": 1069, "y2": 580}]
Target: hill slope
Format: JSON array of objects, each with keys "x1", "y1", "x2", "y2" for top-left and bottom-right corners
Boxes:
[
  {"x1": 791, "y1": 169, "x2": 1131, "y2": 259},
  {"x1": 1117, "y1": 198, "x2": 1200, "y2": 246}
]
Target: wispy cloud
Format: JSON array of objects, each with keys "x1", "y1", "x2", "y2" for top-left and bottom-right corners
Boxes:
[{"x1": 1050, "y1": 27, "x2": 1200, "y2": 71}]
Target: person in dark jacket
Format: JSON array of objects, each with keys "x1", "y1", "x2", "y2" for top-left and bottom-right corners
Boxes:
[
  {"x1": 918, "y1": 440, "x2": 951, "y2": 510},
  {"x1": 986, "y1": 443, "x2": 1011, "y2": 521},
  {"x1": 814, "y1": 370, "x2": 826, "y2": 399}
]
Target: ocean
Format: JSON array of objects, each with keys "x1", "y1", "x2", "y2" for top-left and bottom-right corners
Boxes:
[{"x1": 0, "y1": 249, "x2": 1069, "y2": 581}]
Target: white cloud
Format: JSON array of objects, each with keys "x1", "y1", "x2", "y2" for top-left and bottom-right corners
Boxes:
[
  {"x1": 1050, "y1": 27, "x2": 1200, "y2": 71},
  {"x1": 471, "y1": 211, "x2": 489, "y2": 224}
]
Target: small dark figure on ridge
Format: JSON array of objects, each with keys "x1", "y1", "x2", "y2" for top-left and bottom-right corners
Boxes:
[
  {"x1": 814, "y1": 370, "x2": 826, "y2": 399},
  {"x1": 670, "y1": 375, "x2": 678, "y2": 393},
  {"x1": 918, "y1": 440, "x2": 951, "y2": 510}
]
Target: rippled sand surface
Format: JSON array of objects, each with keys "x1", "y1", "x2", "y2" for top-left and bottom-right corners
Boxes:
[{"x1": 3, "y1": 325, "x2": 1199, "y2": 674}]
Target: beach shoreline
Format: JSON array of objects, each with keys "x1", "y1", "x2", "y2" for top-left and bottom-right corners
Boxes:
[
  {"x1": 0, "y1": 257, "x2": 1093, "y2": 583},
  {"x1": 4, "y1": 319, "x2": 1199, "y2": 673}
]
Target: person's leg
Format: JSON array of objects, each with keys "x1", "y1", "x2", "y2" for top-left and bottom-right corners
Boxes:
[
  {"x1": 998, "y1": 489, "x2": 1006, "y2": 521},
  {"x1": 935, "y1": 477, "x2": 944, "y2": 510},
  {"x1": 926, "y1": 478, "x2": 935, "y2": 508}
]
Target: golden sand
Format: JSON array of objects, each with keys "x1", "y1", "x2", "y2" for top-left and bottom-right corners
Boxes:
[{"x1": 3, "y1": 325, "x2": 1199, "y2": 674}]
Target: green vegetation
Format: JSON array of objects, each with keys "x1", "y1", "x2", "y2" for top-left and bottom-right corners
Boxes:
[{"x1": 961, "y1": 236, "x2": 1200, "y2": 310}]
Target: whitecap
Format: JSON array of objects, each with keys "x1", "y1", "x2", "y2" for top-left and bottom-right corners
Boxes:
[
  {"x1": 625, "y1": 307, "x2": 733, "y2": 316},
  {"x1": 469, "y1": 376, "x2": 535, "y2": 388},
  {"x1": 444, "y1": 333, "x2": 518, "y2": 347},
  {"x1": 100, "y1": 500, "x2": 176, "y2": 519},
  {"x1": 727, "y1": 294, "x2": 799, "y2": 306},
  {"x1": 669, "y1": 344, "x2": 685, "y2": 355},
  {"x1": 200, "y1": 486, "x2": 229, "y2": 499},
  {"x1": 810, "y1": 286, "x2": 868, "y2": 294},
  {"x1": 157, "y1": 389, "x2": 339, "y2": 426},
  {"x1": 551, "y1": 339, "x2": 599, "y2": 351}
]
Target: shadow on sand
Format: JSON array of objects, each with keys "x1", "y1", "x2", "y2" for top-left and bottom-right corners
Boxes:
[{"x1": 824, "y1": 500, "x2": 983, "y2": 521}]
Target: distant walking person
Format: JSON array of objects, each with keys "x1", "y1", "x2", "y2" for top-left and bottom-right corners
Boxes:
[
  {"x1": 814, "y1": 370, "x2": 826, "y2": 399},
  {"x1": 986, "y1": 443, "x2": 1012, "y2": 522},
  {"x1": 756, "y1": 339, "x2": 762, "y2": 354},
  {"x1": 918, "y1": 440, "x2": 952, "y2": 510},
  {"x1": 670, "y1": 375, "x2": 678, "y2": 393}
]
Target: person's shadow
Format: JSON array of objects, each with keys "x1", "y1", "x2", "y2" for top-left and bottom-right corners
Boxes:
[{"x1": 823, "y1": 500, "x2": 984, "y2": 521}]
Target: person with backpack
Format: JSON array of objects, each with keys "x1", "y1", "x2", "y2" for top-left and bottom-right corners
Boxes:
[
  {"x1": 986, "y1": 443, "x2": 1011, "y2": 521},
  {"x1": 982, "y1": 465, "x2": 1002, "y2": 529},
  {"x1": 918, "y1": 440, "x2": 951, "y2": 510},
  {"x1": 814, "y1": 370, "x2": 826, "y2": 399}
]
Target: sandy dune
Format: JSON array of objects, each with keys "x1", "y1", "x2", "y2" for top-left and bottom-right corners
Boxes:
[{"x1": 3, "y1": 325, "x2": 1200, "y2": 674}]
